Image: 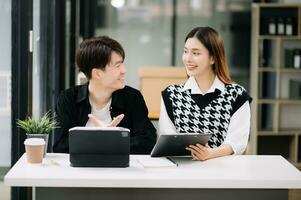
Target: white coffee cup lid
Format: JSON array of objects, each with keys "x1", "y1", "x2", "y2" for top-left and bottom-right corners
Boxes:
[{"x1": 24, "y1": 138, "x2": 45, "y2": 146}]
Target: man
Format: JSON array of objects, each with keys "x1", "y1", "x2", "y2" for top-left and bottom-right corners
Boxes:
[{"x1": 53, "y1": 36, "x2": 156, "y2": 154}]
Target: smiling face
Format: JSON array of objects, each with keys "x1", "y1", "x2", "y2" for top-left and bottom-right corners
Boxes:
[
  {"x1": 93, "y1": 51, "x2": 126, "y2": 91},
  {"x1": 182, "y1": 37, "x2": 215, "y2": 78}
]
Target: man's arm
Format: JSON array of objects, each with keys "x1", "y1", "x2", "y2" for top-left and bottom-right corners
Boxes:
[
  {"x1": 129, "y1": 91, "x2": 157, "y2": 154},
  {"x1": 53, "y1": 92, "x2": 76, "y2": 153}
]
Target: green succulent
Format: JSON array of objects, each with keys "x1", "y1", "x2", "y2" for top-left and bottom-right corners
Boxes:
[{"x1": 16, "y1": 111, "x2": 59, "y2": 135}]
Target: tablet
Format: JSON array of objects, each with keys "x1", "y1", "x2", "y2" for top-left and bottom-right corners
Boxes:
[
  {"x1": 69, "y1": 127, "x2": 130, "y2": 167},
  {"x1": 150, "y1": 133, "x2": 211, "y2": 157}
]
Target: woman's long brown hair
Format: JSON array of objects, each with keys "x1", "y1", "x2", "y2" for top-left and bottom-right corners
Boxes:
[{"x1": 185, "y1": 27, "x2": 232, "y2": 84}]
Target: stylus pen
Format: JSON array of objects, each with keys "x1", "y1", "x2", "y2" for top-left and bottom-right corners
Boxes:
[{"x1": 166, "y1": 157, "x2": 178, "y2": 166}]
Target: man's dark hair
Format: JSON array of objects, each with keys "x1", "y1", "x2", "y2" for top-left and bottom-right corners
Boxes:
[{"x1": 76, "y1": 36, "x2": 125, "y2": 79}]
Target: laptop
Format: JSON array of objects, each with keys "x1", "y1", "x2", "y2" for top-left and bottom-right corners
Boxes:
[
  {"x1": 150, "y1": 133, "x2": 211, "y2": 157},
  {"x1": 69, "y1": 127, "x2": 130, "y2": 167}
]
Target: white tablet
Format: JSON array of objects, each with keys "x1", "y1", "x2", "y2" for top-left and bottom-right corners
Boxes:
[{"x1": 150, "y1": 133, "x2": 211, "y2": 157}]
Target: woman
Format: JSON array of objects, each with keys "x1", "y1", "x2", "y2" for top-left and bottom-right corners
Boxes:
[{"x1": 158, "y1": 27, "x2": 251, "y2": 161}]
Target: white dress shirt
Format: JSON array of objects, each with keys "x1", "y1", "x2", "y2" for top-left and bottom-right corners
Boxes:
[
  {"x1": 158, "y1": 76, "x2": 251, "y2": 155},
  {"x1": 85, "y1": 98, "x2": 112, "y2": 127}
]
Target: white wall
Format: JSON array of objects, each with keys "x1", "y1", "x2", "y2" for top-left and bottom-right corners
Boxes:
[
  {"x1": 94, "y1": 0, "x2": 251, "y2": 89},
  {"x1": 94, "y1": 0, "x2": 173, "y2": 89},
  {"x1": 0, "y1": 0, "x2": 11, "y2": 167}
]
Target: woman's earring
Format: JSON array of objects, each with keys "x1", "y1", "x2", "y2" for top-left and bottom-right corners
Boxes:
[{"x1": 210, "y1": 57, "x2": 215, "y2": 65}]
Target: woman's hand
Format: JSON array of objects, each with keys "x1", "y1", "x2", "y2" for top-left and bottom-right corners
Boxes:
[
  {"x1": 88, "y1": 114, "x2": 124, "y2": 127},
  {"x1": 186, "y1": 143, "x2": 213, "y2": 161},
  {"x1": 186, "y1": 143, "x2": 234, "y2": 161}
]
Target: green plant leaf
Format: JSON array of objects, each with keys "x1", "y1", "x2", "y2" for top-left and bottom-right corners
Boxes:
[{"x1": 16, "y1": 110, "x2": 59, "y2": 135}]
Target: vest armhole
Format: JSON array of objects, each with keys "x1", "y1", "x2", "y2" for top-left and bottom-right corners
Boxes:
[
  {"x1": 230, "y1": 90, "x2": 251, "y2": 116},
  {"x1": 162, "y1": 90, "x2": 175, "y2": 125}
]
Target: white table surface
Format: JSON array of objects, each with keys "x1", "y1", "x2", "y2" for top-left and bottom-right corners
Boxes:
[{"x1": 4, "y1": 153, "x2": 301, "y2": 189}]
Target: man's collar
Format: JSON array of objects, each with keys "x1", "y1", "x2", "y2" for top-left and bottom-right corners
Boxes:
[
  {"x1": 182, "y1": 76, "x2": 224, "y2": 95},
  {"x1": 111, "y1": 88, "x2": 126, "y2": 110},
  {"x1": 76, "y1": 82, "x2": 126, "y2": 110},
  {"x1": 76, "y1": 82, "x2": 89, "y2": 103}
]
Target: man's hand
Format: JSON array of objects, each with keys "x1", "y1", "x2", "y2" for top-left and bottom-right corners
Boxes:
[{"x1": 88, "y1": 114, "x2": 124, "y2": 127}]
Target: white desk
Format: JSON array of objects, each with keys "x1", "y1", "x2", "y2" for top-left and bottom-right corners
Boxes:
[{"x1": 5, "y1": 153, "x2": 301, "y2": 200}]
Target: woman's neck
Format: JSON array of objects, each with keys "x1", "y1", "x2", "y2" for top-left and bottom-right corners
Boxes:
[
  {"x1": 88, "y1": 80, "x2": 112, "y2": 110},
  {"x1": 194, "y1": 70, "x2": 216, "y2": 94}
]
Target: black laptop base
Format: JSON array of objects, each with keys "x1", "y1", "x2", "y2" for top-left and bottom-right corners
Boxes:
[
  {"x1": 68, "y1": 127, "x2": 130, "y2": 167},
  {"x1": 70, "y1": 154, "x2": 129, "y2": 167}
]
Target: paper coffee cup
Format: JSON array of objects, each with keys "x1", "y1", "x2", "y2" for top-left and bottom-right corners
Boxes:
[{"x1": 24, "y1": 138, "x2": 45, "y2": 164}]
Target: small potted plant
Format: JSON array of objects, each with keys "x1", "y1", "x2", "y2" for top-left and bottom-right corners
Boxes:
[{"x1": 16, "y1": 111, "x2": 58, "y2": 157}]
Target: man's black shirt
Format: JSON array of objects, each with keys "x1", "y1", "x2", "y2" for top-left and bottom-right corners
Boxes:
[{"x1": 53, "y1": 83, "x2": 157, "y2": 154}]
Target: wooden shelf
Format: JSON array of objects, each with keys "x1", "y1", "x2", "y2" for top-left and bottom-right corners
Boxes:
[
  {"x1": 257, "y1": 99, "x2": 301, "y2": 104},
  {"x1": 258, "y1": 67, "x2": 301, "y2": 72},
  {"x1": 258, "y1": 131, "x2": 301, "y2": 136},
  {"x1": 258, "y1": 67, "x2": 277, "y2": 72},
  {"x1": 256, "y1": 3, "x2": 301, "y2": 8},
  {"x1": 258, "y1": 35, "x2": 301, "y2": 40},
  {"x1": 278, "y1": 130, "x2": 301, "y2": 135},
  {"x1": 251, "y1": 3, "x2": 301, "y2": 166},
  {"x1": 257, "y1": 131, "x2": 276, "y2": 136},
  {"x1": 279, "y1": 68, "x2": 301, "y2": 72}
]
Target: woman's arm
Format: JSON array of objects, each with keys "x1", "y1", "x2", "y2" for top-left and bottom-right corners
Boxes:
[
  {"x1": 186, "y1": 101, "x2": 251, "y2": 160},
  {"x1": 222, "y1": 101, "x2": 251, "y2": 154},
  {"x1": 158, "y1": 97, "x2": 177, "y2": 135}
]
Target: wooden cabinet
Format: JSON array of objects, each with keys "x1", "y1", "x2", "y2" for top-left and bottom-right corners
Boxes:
[
  {"x1": 250, "y1": 3, "x2": 301, "y2": 168},
  {"x1": 139, "y1": 67, "x2": 187, "y2": 119}
]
